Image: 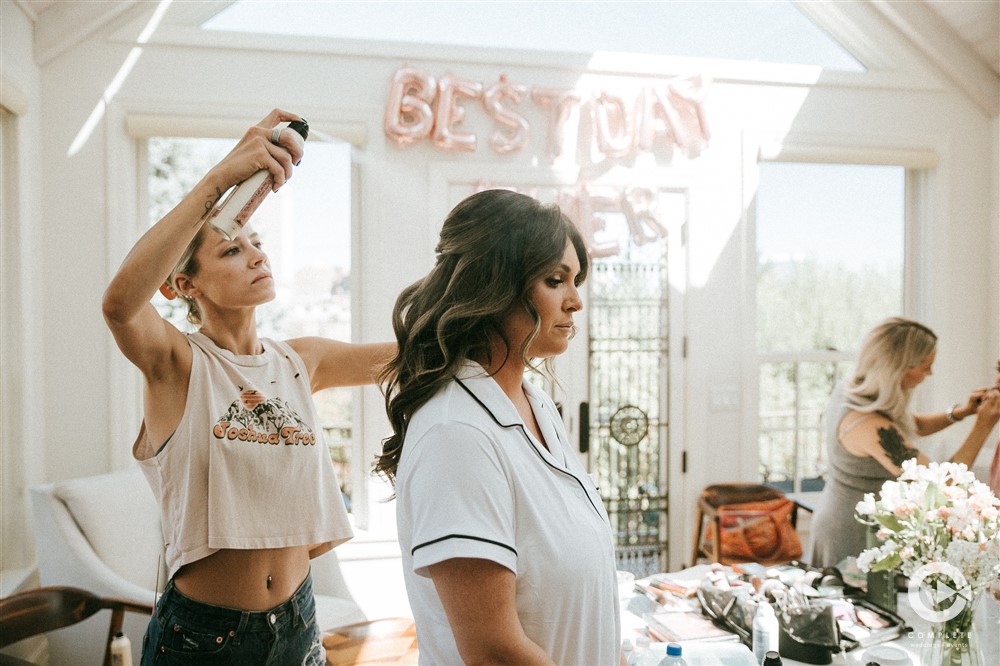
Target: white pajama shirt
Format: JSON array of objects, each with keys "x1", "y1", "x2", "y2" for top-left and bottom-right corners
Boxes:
[{"x1": 396, "y1": 361, "x2": 621, "y2": 665}]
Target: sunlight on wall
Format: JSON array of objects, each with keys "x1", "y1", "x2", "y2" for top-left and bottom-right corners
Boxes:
[{"x1": 67, "y1": 0, "x2": 173, "y2": 156}]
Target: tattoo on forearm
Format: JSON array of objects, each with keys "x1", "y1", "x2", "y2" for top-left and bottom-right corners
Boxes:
[
  {"x1": 877, "y1": 426, "x2": 918, "y2": 467},
  {"x1": 198, "y1": 186, "x2": 223, "y2": 222}
]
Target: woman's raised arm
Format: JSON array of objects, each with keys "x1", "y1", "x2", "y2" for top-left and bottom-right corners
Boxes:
[
  {"x1": 287, "y1": 338, "x2": 396, "y2": 391},
  {"x1": 102, "y1": 108, "x2": 303, "y2": 374}
]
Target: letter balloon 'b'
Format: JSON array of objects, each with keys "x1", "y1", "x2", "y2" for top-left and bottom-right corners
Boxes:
[{"x1": 383, "y1": 66, "x2": 438, "y2": 146}]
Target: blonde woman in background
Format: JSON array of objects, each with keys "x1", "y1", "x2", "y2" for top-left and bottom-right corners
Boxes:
[{"x1": 808, "y1": 317, "x2": 1000, "y2": 569}]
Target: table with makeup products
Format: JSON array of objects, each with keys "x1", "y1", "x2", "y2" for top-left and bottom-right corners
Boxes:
[{"x1": 621, "y1": 564, "x2": 1000, "y2": 666}]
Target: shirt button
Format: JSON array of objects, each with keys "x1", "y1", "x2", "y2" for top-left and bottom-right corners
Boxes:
[
  {"x1": 269, "y1": 613, "x2": 277, "y2": 625},
  {"x1": 215, "y1": 636, "x2": 223, "y2": 644}
]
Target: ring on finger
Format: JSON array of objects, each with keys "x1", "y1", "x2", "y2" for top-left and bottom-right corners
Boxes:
[{"x1": 271, "y1": 126, "x2": 283, "y2": 144}]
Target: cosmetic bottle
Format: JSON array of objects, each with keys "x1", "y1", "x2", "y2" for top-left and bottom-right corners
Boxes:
[
  {"x1": 209, "y1": 119, "x2": 309, "y2": 240},
  {"x1": 633, "y1": 635, "x2": 653, "y2": 666},
  {"x1": 753, "y1": 600, "x2": 779, "y2": 664},
  {"x1": 622, "y1": 639, "x2": 635, "y2": 665},
  {"x1": 110, "y1": 631, "x2": 132, "y2": 666}
]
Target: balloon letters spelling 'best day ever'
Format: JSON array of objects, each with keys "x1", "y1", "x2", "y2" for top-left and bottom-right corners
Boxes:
[{"x1": 383, "y1": 68, "x2": 711, "y2": 161}]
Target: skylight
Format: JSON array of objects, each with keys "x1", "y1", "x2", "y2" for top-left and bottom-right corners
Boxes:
[{"x1": 202, "y1": 1, "x2": 865, "y2": 72}]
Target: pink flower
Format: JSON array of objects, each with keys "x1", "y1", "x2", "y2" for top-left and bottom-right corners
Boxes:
[{"x1": 943, "y1": 485, "x2": 969, "y2": 501}]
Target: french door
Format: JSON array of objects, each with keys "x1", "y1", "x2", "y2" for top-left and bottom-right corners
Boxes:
[{"x1": 565, "y1": 186, "x2": 684, "y2": 578}]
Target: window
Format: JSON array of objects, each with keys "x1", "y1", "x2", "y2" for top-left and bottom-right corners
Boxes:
[
  {"x1": 756, "y1": 162, "x2": 905, "y2": 492},
  {"x1": 146, "y1": 136, "x2": 357, "y2": 507}
]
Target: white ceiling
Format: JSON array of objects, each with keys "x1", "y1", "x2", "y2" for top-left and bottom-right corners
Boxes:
[
  {"x1": 927, "y1": 0, "x2": 1000, "y2": 77},
  {"x1": 14, "y1": 0, "x2": 1000, "y2": 114}
]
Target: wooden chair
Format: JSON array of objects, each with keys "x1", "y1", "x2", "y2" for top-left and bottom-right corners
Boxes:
[
  {"x1": 0, "y1": 586, "x2": 149, "y2": 666},
  {"x1": 690, "y1": 483, "x2": 813, "y2": 567}
]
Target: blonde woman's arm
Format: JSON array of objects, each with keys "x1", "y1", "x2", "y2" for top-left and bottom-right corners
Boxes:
[
  {"x1": 914, "y1": 387, "x2": 990, "y2": 436},
  {"x1": 838, "y1": 411, "x2": 927, "y2": 476},
  {"x1": 287, "y1": 338, "x2": 396, "y2": 391},
  {"x1": 946, "y1": 390, "x2": 1000, "y2": 467}
]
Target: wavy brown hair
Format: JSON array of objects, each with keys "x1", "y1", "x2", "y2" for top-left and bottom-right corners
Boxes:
[{"x1": 374, "y1": 189, "x2": 589, "y2": 486}]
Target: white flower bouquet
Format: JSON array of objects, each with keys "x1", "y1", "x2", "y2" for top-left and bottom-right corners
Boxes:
[
  {"x1": 854, "y1": 459, "x2": 1000, "y2": 665},
  {"x1": 854, "y1": 459, "x2": 1000, "y2": 588}
]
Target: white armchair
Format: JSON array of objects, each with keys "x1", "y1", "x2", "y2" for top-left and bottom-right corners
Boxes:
[{"x1": 30, "y1": 468, "x2": 366, "y2": 666}]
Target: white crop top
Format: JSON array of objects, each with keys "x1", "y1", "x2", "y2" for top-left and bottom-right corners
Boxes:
[{"x1": 136, "y1": 333, "x2": 353, "y2": 578}]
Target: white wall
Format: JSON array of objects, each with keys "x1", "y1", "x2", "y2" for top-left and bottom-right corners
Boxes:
[
  {"x1": 1, "y1": 0, "x2": 46, "y2": 573},
  {"x1": 3, "y1": 1, "x2": 998, "y2": 573}
]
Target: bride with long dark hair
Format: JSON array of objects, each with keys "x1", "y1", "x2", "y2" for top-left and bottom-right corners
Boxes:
[{"x1": 376, "y1": 189, "x2": 622, "y2": 665}]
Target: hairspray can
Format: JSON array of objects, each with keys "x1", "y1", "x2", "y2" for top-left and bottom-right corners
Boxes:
[{"x1": 209, "y1": 119, "x2": 309, "y2": 240}]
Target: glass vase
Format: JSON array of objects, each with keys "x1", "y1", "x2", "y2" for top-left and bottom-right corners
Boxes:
[{"x1": 920, "y1": 591, "x2": 984, "y2": 666}]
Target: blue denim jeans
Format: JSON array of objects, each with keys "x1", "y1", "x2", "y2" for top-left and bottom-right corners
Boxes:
[{"x1": 140, "y1": 572, "x2": 324, "y2": 666}]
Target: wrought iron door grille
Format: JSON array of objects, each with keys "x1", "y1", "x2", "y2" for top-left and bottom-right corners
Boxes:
[{"x1": 589, "y1": 257, "x2": 670, "y2": 578}]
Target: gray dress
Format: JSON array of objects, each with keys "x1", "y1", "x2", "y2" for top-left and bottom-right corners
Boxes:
[{"x1": 807, "y1": 382, "x2": 899, "y2": 569}]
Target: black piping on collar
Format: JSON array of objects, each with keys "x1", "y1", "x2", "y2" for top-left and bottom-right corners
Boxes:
[{"x1": 454, "y1": 377, "x2": 603, "y2": 519}]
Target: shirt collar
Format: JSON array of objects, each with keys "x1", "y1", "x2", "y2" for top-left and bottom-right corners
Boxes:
[
  {"x1": 454, "y1": 360, "x2": 522, "y2": 428},
  {"x1": 454, "y1": 360, "x2": 567, "y2": 466},
  {"x1": 454, "y1": 361, "x2": 605, "y2": 520}
]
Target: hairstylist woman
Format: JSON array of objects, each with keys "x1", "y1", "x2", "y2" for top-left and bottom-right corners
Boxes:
[
  {"x1": 103, "y1": 109, "x2": 393, "y2": 665},
  {"x1": 375, "y1": 190, "x2": 621, "y2": 665},
  {"x1": 808, "y1": 317, "x2": 1000, "y2": 569}
]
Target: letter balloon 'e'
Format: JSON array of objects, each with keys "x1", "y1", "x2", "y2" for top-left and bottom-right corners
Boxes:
[{"x1": 432, "y1": 73, "x2": 483, "y2": 152}]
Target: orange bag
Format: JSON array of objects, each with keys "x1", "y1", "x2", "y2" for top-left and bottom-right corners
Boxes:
[{"x1": 704, "y1": 497, "x2": 802, "y2": 562}]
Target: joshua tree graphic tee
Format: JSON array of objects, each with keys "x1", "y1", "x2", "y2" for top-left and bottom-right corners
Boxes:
[{"x1": 136, "y1": 332, "x2": 352, "y2": 579}]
